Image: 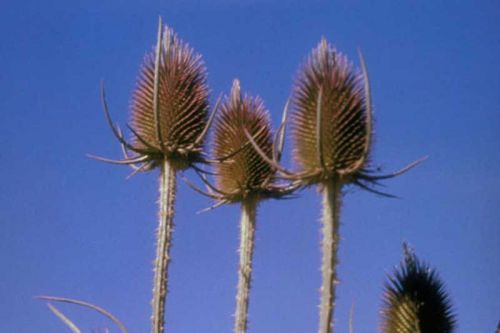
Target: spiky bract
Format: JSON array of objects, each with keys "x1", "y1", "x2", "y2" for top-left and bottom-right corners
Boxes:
[
  {"x1": 130, "y1": 26, "x2": 209, "y2": 170},
  {"x1": 212, "y1": 80, "x2": 274, "y2": 202},
  {"x1": 291, "y1": 38, "x2": 370, "y2": 184},
  {"x1": 381, "y1": 245, "x2": 456, "y2": 333}
]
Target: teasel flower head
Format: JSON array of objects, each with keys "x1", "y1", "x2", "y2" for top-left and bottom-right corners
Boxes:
[
  {"x1": 92, "y1": 19, "x2": 213, "y2": 173},
  {"x1": 183, "y1": 80, "x2": 299, "y2": 209},
  {"x1": 213, "y1": 80, "x2": 274, "y2": 199},
  {"x1": 206, "y1": 79, "x2": 299, "y2": 203},
  {"x1": 288, "y1": 38, "x2": 424, "y2": 195},
  {"x1": 381, "y1": 243, "x2": 456, "y2": 333},
  {"x1": 292, "y1": 38, "x2": 369, "y2": 181}
]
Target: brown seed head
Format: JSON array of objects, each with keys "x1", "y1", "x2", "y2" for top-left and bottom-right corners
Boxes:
[
  {"x1": 212, "y1": 80, "x2": 274, "y2": 201},
  {"x1": 130, "y1": 25, "x2": 209, "y2": 169},
  {"x1": 291, "y1": 38, "x2": 370, "y2": 184}
]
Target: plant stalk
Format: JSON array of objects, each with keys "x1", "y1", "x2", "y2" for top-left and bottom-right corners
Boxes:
[
  {"x1": 152, "y1": 158, "x2": 177, "y2": 333},
  {"x1": 234, "y1": 197, "x2": 258, "y2": 333},
  {"x1": 318, "y1": 179, "x2": 342, "y2": 333}
]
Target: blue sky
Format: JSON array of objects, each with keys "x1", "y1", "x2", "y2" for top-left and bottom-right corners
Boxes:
[{"x1": 1, "y1": 1, "x2": 499, "y2": 332}]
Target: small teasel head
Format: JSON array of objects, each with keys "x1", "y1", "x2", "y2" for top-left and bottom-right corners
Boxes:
[
  {"x1": 93, "y1": 18, "x2": 212, "y2": 173},
  {"x1": 291, "y1": 38, "x2": 371, "y2": 185},
  {"x1": 129, "y1": 24, "x2": 210, "y2": 170},
  {"x1": 211, "y1": 80, "x2": 276, "y2": 202},
  {"x1": 381, "y1": 243, "x2": 456, "y2": 333},
  {"x1": 182, "y1": 80, "x2": 299, "y2": 210}
]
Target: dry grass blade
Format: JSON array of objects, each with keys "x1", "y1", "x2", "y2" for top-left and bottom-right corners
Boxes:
[
  {"x1": 91, "y1": 328, "x2": 111, "y2": 333},
  {"x1": 36, "y1": 296, "x2": 128, "y2": 333},
  {"x1": 349, "y1": 304, "x2": 354, "y2": 333},
  {"x1": 46, "y1": 303, "x2": 82, "y2": 333}
]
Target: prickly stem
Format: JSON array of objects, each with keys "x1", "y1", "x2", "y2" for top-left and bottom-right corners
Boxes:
[
  {"x1": 152, "y1": 158, "x2": 176, "y2": 333},
  {"x1": 234, "y1": 197, "x2": 258, "y2": 333},
  {"x1": 318, "y1": 179, "x2": 342, "y2": 333}
]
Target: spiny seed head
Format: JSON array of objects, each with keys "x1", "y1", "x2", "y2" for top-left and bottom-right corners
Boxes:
[
  {"x1": 212, "y1": 80, "x2": 274, "y2": 202},
  {"x1": 291, "y1": 38, "x2": 370, "y2": 183},
  {"x1": 130, "y1": 25, "x2": 209, "y2": 169},
  {"x1": 381, "y1": 244, "x2": 456, "y2": 333}
]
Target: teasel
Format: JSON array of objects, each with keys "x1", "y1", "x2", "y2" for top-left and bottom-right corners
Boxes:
[
  {"x1": 91, "y1": 18, "x2": 216, "y2": 333},
  {"x1": 381, "y1": 243, "x2": 456, "y2": 333},
  {"x1": 244, "y1": 39, "x2": 425, "y2": 333},
  {"x1": 184, "y1": 79, "x2": 298, "y2": 333}
]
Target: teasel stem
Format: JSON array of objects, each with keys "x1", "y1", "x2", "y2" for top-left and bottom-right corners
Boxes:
[
  {"x1": 152, "y1": 157, "x2": 177, "y2": 333},
  {"x1": 234, "y1": 196, "x2": 258, "y2": 333},
  {"x1": 318, "y1": 178, "x2": 342, "y2": 333}
]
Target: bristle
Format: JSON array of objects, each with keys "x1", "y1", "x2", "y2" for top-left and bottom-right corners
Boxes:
[
  {"x1": 130, "y1": 26, "x2": 209, "y2": 161},
  {"x1": 381, "y1": 248, "x2": 456, "y2": 333},
  {"x1": 213, "y1": 80, "x2": 274, "y2": 200},
  {"x1": 291, "y1": 39, "x2": 369, "y2": 180}
]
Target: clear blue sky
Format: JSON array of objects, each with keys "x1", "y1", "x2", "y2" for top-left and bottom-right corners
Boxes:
[{"x1": 1, "y1": 1, "x2": 498, "y2": 332}]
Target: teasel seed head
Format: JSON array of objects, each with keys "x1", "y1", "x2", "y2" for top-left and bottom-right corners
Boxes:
[
  {"x1": 381, "y1": 243, "x2": 456, "y2": 333},
  {"x1": 211, "y1": 80, "x2": 276, "y2": 202},
  {"x1": 181, "y1": 80, "x2": 299, "y2": 211},
  {"x1": 129, "y1": 25, "x2": 210, "y2": 170},
  {"x1": 286, "y1": 38, "x2": 425, "y2": 195},
  {"x1": 91, "y1": 19, "x2": 214, "y2": 174},
  {"x1": 291, "y1": 38, "x2": 370, "y2": 185}
]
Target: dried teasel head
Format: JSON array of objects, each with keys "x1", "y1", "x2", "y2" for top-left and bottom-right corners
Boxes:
[
  {"x1": 288, "y1": 38, "x2": 424, "y2": 194},
  {"x1": 211, "y1": 80, "x2": 275, "y2": 202},
  {"x1": 92, "y1": 19, "x2": 212, "y2": 173},
  {"x1": 181, "y1": 80, "x2": 299, "y2": 210},
  {"x1": 381, "y1": 243, "x2": 456, "y2": 333},
  {"x1": 129, "y1": 24, "x2": 210, "y2": 170},
  {"x1": 291, "y1": 38, "x2": 371, "y2": 185}
]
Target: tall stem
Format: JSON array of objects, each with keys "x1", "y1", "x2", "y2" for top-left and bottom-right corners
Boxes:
[
  {"x1": 152, "y1": 158, "x2": 177, "y2": 333},
  {"x1": 234, "y1": 197, "x2": 258, "y2": 333},
  {"x1": 318, "y1": 179, "x2": 342, "y2": 333}
]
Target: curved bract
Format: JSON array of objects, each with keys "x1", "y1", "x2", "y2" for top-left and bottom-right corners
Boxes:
[
  {"x1": 130, "y1": 25, "x2": 210, "y2": 170},
  {"x1": 291, "y1": 38, "x2": 370, "y2": 184},
  {"x1": 381, "y1": 244, "x2": 456, "y2": 333},
  {"x1": 212, "y1": 80, "x2": 274, "y2": 202}
]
